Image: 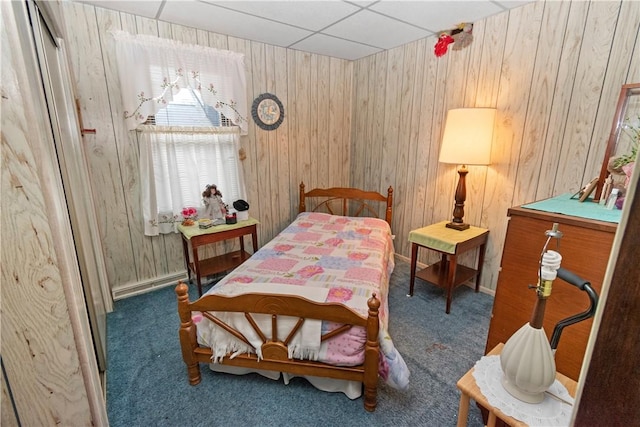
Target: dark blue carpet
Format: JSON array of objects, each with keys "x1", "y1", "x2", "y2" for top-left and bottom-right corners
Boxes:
[{"x1": 106, "y1": 259, "x2": 491, "y2": 426}]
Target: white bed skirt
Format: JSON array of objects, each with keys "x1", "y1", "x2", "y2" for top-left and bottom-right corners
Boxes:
[{"x1": 209, "y1": 363, "x2": 363, "y2": 399}]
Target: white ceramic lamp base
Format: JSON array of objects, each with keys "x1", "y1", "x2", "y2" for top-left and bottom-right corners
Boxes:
[{"x1": 500, "y1": 323, "x2": 556, "y2": 403}]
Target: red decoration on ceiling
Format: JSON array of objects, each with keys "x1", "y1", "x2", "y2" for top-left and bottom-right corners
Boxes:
[
  {"x1": 434, "y1": 23, "x2": 474, "y2": 57},
  {"x1": 434, "y1": 33, "x2": 454, "y2": 57}
]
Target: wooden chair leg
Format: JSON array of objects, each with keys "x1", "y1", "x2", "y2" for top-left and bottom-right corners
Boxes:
[{"x1": 457, "y1": 393, "x2": 470, "y2": 427}]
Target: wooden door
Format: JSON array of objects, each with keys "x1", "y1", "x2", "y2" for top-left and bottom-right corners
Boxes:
[{"x1": 30, "y1": 1, "x2": 111, "y2": 372}]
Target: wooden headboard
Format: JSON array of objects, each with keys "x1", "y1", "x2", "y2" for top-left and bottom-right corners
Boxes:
[{"x1": 298, "y1": 182, "x2": 393, "y2": 226}]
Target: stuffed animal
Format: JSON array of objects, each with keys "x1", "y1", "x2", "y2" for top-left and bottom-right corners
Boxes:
[
  {"x1": 452, "y1": 23, "x2": 473, "y2": 50},
  {"x1": 607, "y1": 157, "x2": 633, "y2": 195}
]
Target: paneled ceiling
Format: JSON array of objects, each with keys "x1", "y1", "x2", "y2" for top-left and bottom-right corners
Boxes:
[{"x1": 74, "y1": 0, "x2": 535, "y2": 60}]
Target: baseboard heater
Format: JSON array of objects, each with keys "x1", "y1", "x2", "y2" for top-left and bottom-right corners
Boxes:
[{"x1": 112, "y1": 271, "x2": 188, "y2": 300}]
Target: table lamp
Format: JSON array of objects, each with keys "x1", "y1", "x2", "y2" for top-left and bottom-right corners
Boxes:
[
  {"x1": 439, "y1": 108, "x2": 496, "y2": 230},
  {"x1": 500, "y1": 223, "x2": 598, "y2": 404}
]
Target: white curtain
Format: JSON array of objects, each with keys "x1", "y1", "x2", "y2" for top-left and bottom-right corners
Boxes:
[
  {"x1": 138, "y1": 126, "x2": 246, "y2": 236},
  {"x1": 112, "y1": 31, "x2": 248, "y2": 134}
]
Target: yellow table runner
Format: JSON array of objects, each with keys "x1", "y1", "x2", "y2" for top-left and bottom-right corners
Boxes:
[
  {"x1": 178, "y1": 217, "x2": 259, "y2": 240},
  {"x1": 408, "y1": 221, "x2": 488, "y2": 254}
]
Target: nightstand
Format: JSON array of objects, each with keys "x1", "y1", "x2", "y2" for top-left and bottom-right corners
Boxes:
[
  {"x1": 178, "y1": 218, "x2": 259, "y2": 296},
  {"x1": 408, "y1": 221, "x2": 489, "y2": 313}
]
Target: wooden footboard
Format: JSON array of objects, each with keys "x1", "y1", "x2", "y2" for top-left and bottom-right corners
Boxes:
[{"x1": 175, "y1": 282, "x2": 381, "y2": 412}]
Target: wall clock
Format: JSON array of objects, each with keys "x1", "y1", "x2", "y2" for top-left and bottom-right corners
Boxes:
[{"x1": 251, "y1": 93, "x2": 284, "y2": 131}]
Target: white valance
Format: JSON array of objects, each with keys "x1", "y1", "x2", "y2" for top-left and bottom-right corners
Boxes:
[{"x1": 111, "y1": 31, "x2": 248, "y2": 134}]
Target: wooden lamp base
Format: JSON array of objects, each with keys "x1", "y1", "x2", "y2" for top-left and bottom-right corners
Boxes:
[
  {"x1": 447, "y1": 165, "x2": 470, "y2": 231},
  {"x1": 446, "y1": 221, "x2": 470, "y2": 231}
]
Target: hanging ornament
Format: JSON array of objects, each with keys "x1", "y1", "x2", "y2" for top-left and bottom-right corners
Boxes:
[
  {"x1": 434, "y1": 23, "x2": 474, "y2": 57},
  {"x1": 434, "y1": 33, "x2": 455, "y2": 57},
  {"x1": 452, "y1": 23, "x2": 474, "y2": 51}
]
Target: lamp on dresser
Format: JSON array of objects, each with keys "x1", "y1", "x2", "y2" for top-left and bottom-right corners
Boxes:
[{"x1": 439, "y1": 108, "x2": 496, "y2": 230}]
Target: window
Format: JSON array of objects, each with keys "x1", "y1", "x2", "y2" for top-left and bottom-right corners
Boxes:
[
  {"x1": 138, "y1": 123, "x2": 245, "y2": 236},
  {"x1": 110, "y1": 31, "x2": 249, "y2": 236},
  {"x1": 138, "y1": 90, "x2": 244, "y2": 236},
  {"x1": 145, "y1": 87, "x2": 233, "y2": 127}
]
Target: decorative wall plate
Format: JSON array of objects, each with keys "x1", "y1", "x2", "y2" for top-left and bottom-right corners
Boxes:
[{"x1": 251, "y1": 93, "x2": 284, "y2": 131}]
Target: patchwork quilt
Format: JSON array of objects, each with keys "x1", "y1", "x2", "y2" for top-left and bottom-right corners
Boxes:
[{"x1": 194, "y1": 212, "x2": 410, "y2": 390}]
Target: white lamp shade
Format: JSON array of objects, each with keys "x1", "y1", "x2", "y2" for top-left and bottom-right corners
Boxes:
[{"x1": 439, "y1": 108, "x2": 496, "y2": 165}]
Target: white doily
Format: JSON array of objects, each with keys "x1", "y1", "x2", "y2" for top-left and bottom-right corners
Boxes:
[{"x1": 472, "y1": 355, "x2": 574, "y2": 426}]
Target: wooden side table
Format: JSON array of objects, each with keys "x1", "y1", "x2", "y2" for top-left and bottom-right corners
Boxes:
[
  {"x1": 178, "y1": 218, "x2": 259, "y2": 296},
  {"x1": 456, "y1": 343, "x2": 577, "y2": 427},
  {"x1": 408, "y1": 221, "x2": 489, "y2": 313}
]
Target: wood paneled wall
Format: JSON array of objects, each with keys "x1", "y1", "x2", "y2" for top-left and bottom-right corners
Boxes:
[
  {"x1": 61, "y1": 2, "x2": 353, "y2": 295},
  {"x1": 351, "y1": 0, "x2": 640, "y2": 290},
  {"x1": 62, "y1": 1, "x2": 640, "y2": 295}
]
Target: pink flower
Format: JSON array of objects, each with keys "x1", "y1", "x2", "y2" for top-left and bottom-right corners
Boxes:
[
  {"x1": 348, "y1": 252, "x2": 369, "y2": 261},
  {"x1": 324, "y1": 237, "x2": 344, "y2": 247},
  {"x1": 355, "y1": 228, "x2": 371, "y2": 235},
  {"x1": 181, "y1": 207, "x2": 198, "y2": 219},
  {"x1": 274, "y1": 244, "x2": 294, "y2": 252},
  {"x1": 297, "y1": 265, "x2": 324, "y2": 278},
  {"x1": 327, "y1": 287, "x2": 353, "y2": 303},
  {"x1": 299, "y1": 222, "x2": 314, "y2": 228}
]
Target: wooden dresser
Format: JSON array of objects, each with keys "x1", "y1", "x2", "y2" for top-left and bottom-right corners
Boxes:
[{"x1": 485, "y1": 204, "x2": 617, "y2": 381}]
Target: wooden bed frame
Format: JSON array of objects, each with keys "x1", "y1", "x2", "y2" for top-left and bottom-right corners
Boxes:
[
  {"x1": 299, "y1": 182, "x2": 393, "y2": 226},
  {"x1": 175, "y1": 182, "x2": 394, "y2": 412}
]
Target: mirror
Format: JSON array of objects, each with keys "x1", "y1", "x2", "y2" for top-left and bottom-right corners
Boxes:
[{"x1": 595, "y1": 83, "x2": 640, "y2": 202}]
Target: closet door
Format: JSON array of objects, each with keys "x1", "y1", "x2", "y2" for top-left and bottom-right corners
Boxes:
[
  {"x1": 2, "y1": 1, "x2": 108, "y2": 424},
  {"x1": 29, "y1": 0, "x2": 111, "y2": 372}
]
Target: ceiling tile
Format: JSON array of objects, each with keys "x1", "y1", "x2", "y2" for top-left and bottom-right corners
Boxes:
[
  {"x1": 160, "y1": 1, "x2": 313, "y2": 47},
  {"x1": 72, "y1": 0, "x2": 538, "y2": 60},
  {"x1": 205, "y1": 1, "x2": 361, "y2": 31},
  {"x1": 369, "y1": 1, "x2": 505, "y2": 32},
  {"x1": 323, "y1": 9, "x2": 432, "y2": 50},
  {"x1": 291, "y1": 33, "x2": 382, "y2": 60}
]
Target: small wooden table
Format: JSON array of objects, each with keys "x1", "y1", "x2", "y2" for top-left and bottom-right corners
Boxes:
[
  {"x1": 408, "y1": 221, "x2": 489, "y2": 313},
  {"x1": 456, "y1": 343, "x2": 577, "y2": 427},
  {"x1": 178, "y1": 218, "x2": 259, "y2": 296}
]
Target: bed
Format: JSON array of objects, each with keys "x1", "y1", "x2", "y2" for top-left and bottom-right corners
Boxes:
[{"x1": 175, "y1": 182, "x2": 409, "y2": 411}]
